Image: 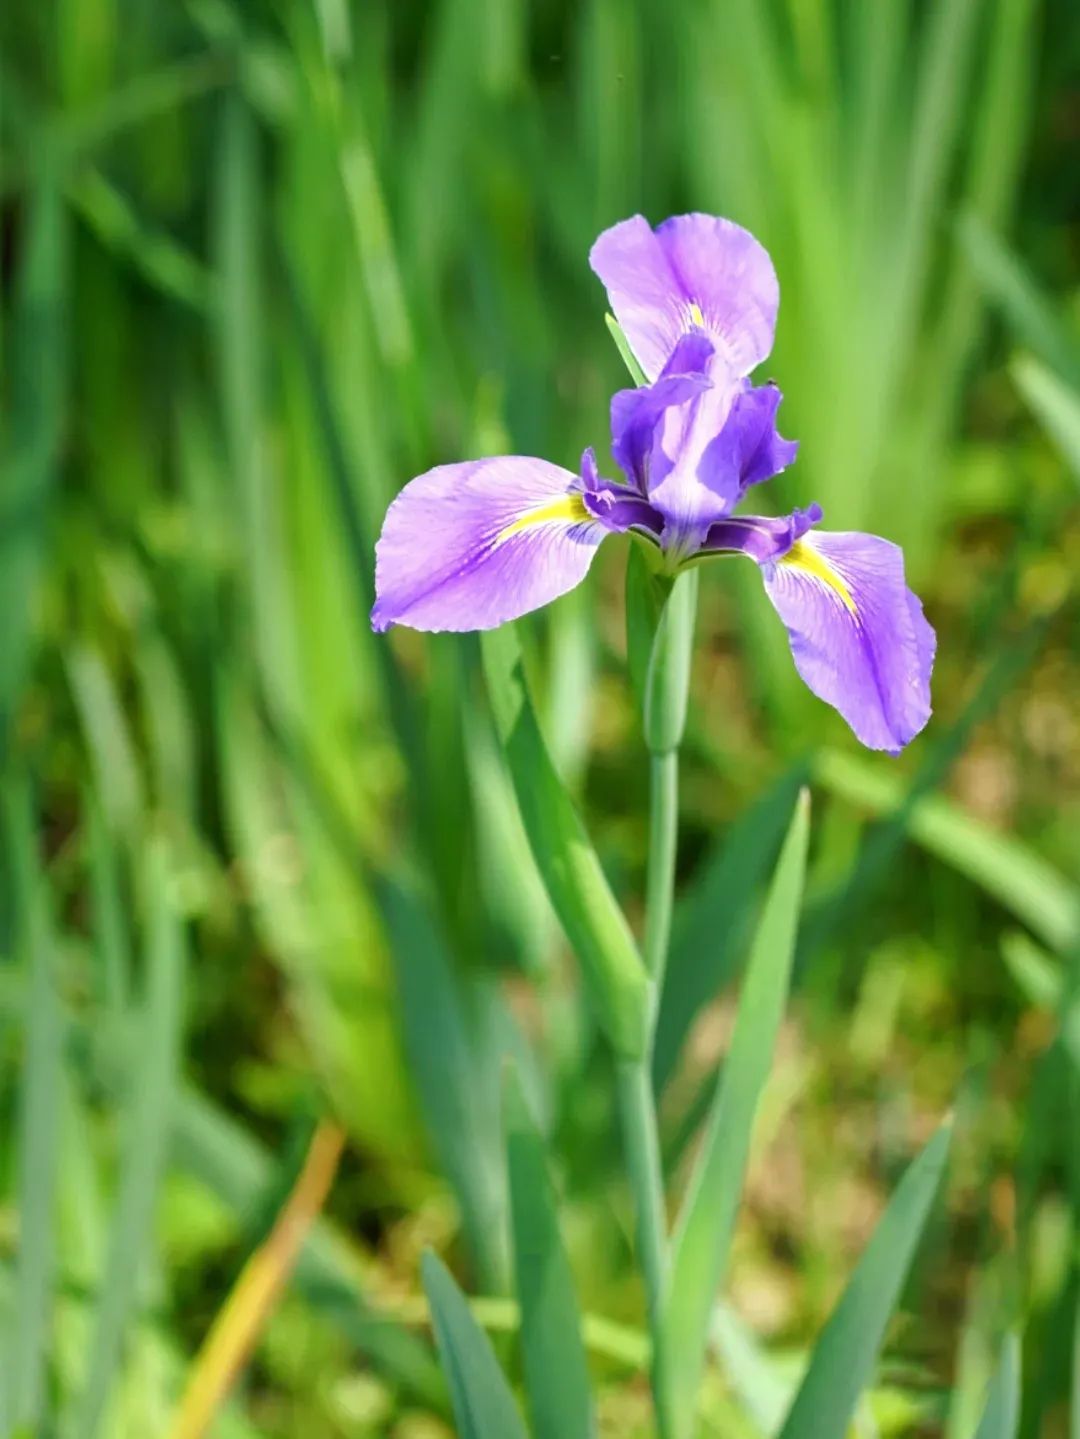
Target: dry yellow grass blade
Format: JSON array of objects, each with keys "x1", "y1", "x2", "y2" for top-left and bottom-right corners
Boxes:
[{"x1": 167, "y1": 1120, "x2": 346, "y2": 1439}]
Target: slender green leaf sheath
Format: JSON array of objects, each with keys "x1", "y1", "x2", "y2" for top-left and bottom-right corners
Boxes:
[
  {"x1": 974, "y1": 1332, "x2": 1021, "y2": 1439},
  {"x1": 422, "y1": 1252, "x2": 529, "y2": 1439},
  {"x1": 481, "y1": 625, "x2": 649, "y2": 1060},
  {"x1": 626, "y1": 544, "x2": 673, "y2": 725},
  {"x1": 778, "y1": 1123, "x2": 952, "y2": 1439},
  {"x1": 504, "y1": 1065, "x2": 595, "y2": 1439},
  {"x1": 662, "y1": 790, "x2": 810, "y2": 1439},
  {"x1": 643, "y1": 569, "x2": 698, "y2": 759},
  {"x1": 639, "y1": 570, "x2": 697, "y2": 997}
]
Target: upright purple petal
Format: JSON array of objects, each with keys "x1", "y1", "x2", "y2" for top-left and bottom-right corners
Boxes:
[
  {"x1": 708, "y1": 383, "x2": 799, "y2": 492},
  {"x1": 612, "y1": 363, "x2": 799, "y2": 558},
  {"x1": 610, "y1": 334, "x2": 714, "y2": 491},
  {"x1": 371, "y1": 457, "x2": 609, "y2": 633},
  {"x1": 590, "y1": 213, "x2": 779, "y2": 382},
  {"x1": 756, "y1": 529, "x2": 935, "y2": 753}
]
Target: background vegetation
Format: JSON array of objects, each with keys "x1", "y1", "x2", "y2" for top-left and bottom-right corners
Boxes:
[{"x1": 1, "y1": 0, "x2": 1078, "y2": 1434}]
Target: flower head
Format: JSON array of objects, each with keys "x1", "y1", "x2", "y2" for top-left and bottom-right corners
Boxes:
[{"x1": 371, "y1": 213, "x2": 935, "y2": 753}]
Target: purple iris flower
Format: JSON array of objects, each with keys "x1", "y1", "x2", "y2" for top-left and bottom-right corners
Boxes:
[{"x1": 371, "y1": 214, "x2": 935, "y2": 754}]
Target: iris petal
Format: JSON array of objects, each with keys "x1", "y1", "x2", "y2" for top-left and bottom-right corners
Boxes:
[
  {"x1": 371, "y1": 457, "x2": 608, "y2": 633},
  {"x1": 759, "y1": 530, "x2": 935, "y2": 753},
  {"x1": 590, "y1": 213, "x2": 779, "y2": 382}
]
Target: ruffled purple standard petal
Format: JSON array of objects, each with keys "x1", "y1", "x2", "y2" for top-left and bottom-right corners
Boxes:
[
  {"x1": 371, "y1": 457, "x2": 609, "y2": 633},
  {"x1": 757, "y1": 529, "x2": 935, "y2": 753},
  {"x1": 590, "y1": 213, "x2": 779, "y2": 382}
]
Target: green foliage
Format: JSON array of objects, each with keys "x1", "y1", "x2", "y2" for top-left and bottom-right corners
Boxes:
[
  {"x1": 422, "y1": 1252, "x2": 529, "y2": 1439},
  {"x1": 504, "y1": 1065, "x2": 595, "y2": 1439},
  {"x1": 662, "y1": 791, "x2": 810, "y2": 1439},
  {"x1": 0, "y1": 0, "x2": 1077, "y2": 1434},
  {"x1": 778, "y1": 1124, "x2": 953, "y2": 1439},
  {"x1": 974, "y1": 1333, "x2": 1021, "y2": 1439},
  {"x1": 482, "y1": 623, "x2": 649, "y2": 1059}
]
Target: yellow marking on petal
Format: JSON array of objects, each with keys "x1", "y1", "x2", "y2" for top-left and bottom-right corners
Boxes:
[
  {"x1": 497, "y1": 492, "x2": 590, "y2": 542},
  {"x1": 688, "y1": 301, "x2": 705, "y2": 328},
  {"x1": 781, "y1": 539, "x2": 857, "y2": 614}
]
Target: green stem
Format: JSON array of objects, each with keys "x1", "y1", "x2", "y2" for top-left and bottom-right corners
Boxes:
[
  {"x1": 616, "y1": 750, "x2": 683, "y2": 1439},
  {"x1": 643, "y1": 749, "x2": 679, "y2": 994},
  {"x1": 615, "y1": 1058, "x2": 667, "y2": 1365}
]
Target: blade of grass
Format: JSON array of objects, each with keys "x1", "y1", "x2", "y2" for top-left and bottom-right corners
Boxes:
[
  {"x1": 777, "y1": 1123, "x2": 952, "y2": 1439},
  {"x1": 504, "y1": 1063, "x2": 594, "y2": 1439},
  {"x1": 1011, "y1": 354, "x2": 1080, "y2": 485},
  {"x1": 815, "y1": 749, "x2": 1079, "y2": 956},
  {"x1": 959, "y1": 214, "x2": 1080, "y2": 387},
  {"x1": 662, "y1": 790, "x2": 809, "y2": 1439},
  {"x1": 0, "y1": 165, "x2": 68, "y2": 752},
  {"x1": 167, "y1": 1122, "x2": 345, "y2": 1439},
  {"x1": 171, "y1": 1088, "x2": 446, "y2": 1408},
  {"x1": 380, "y1": 876, "x2": 507, "y2": 1290},
  {"x1": 422, "y1": 1251, "x2": 529, "y2": 1439},
  {"x1": 71, "y1": 840, "x2": 185, "y2": 1439},
  {"x1": 4, "y1": 784, "x2": 63, "y2": 1438},
  {"x1": 974, "y1": 1332, "x2": 1021, "y2": 1439}
]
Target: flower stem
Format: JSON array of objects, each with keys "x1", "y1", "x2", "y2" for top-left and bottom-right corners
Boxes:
[
  {"x1": 620, "y1": 567, "x2": 697, "y2": 1437},
  {"x1": 643, "y1": 749, "x2": 679, "y2": 992},
  {"x1": 615, "y1": 1058, "x2": 667, "y2": 1345}
]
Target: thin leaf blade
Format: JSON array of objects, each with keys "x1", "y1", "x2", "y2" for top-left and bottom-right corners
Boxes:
[
  {"x1": 504, "y1": 1064, "x2": 594, "y2": 1439},
  {"x1": 72, "y1": 841, "x2": 185, "y2": 1439},
  {"x1": 974, "y1": 1332, "x2": 1022, "y2": 1439},
  {"x1": 422, "y1": 1252, "x2": 528, "y2": 1439},
  {"x1": 778, "y1": 1123, "x2": 953, "y2": 1439},
  {"x1": 662, "y1": 789, "x2": 810, "y2": 1439}
]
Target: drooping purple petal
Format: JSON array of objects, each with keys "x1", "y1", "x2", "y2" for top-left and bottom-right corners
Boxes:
[
  {"x1": 590, "y1": 213, "x2": 779, "y2": 382},
  {"x1": 755, "y1": 529, "x2": 935, "y2": 754},
  {"x1": 371, "y1": 457, "x2": 609, "y2": 633}
]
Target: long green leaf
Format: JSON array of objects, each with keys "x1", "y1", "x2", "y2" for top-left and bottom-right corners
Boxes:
[
  {"x1": 777, "y1": 1123, "x2": 952, "y2": 1439},
  {"x1": 974, "y1": 1332, "x2": 1021, "y2": 1439},
  {"x1": 959, "y1": 214, "x2": 1080, "y2": 387},
  {"x1": 1012, "y1": 354, "x2": 1080, "y2": 485},
  {"x1": 504, "y1": 1064, "x2": 594, "y2": 1439},
  {"x1": 662, "y1": 789, "x2": 809, "y2": 1439},
  {"x1": 0, "y1": 166, "x2": 67, "y2": 751},
  {"x1": 815, "y1": 749, "x2": 1079, "y2": 955},
  {"x1": 5, "y1": 785, "x2": 63, "y2": 1438},
  {"x1": 422, "y1": 1252, "x2": 528, "y2": 1439},
  {"x1": 72, "y1": 842, "x2": 185, "y2": 1439},
  {"x1": 381, "y1": 877, "x2": 506, "y2": 1290},
  {"x1": 481, "y1": 624, "x2": 648, "y2": 1059},
  {"x1": 654, "y1": 761, "x2": 809, "y2": 1093}
]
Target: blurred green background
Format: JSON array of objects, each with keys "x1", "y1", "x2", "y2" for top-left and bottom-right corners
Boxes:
[{"x1": 1, "y1": 0, "x2": 1078, "y2": 1434}]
